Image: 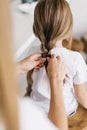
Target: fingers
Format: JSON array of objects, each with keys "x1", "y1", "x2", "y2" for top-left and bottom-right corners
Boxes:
[
  {"x1": 47, "y1": 54, "x2": 61, "y2": 62},
  {"x1": 51, "y1": 54, "x2": 57, "y2": 59},
  {"x1": 30, "y1": 54, "x2": 67, "y2": 77},
  {"x1": 34, "y1": 58, "x2": 46, "y2": 67},
  {"x1": 56, "y1": 56, "x2": 61, "y2": 61},
  {"x1": 29, "y1": 53, "x2": 42, "y2": 60},
  {"x1": 47, "y1": 57, "x2": 50, "y2": 62},
  {"x1": 34, "y1": 64, "x2": 44, "y2": 71}
]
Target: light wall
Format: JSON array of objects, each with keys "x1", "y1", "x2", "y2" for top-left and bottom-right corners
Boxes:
[{"x1": 70, "y1": 0, "x2": 87, "y2": 38}]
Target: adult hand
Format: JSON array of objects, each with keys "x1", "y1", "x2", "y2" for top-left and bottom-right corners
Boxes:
[
  {"x1": 47, "y1": 55, "x2": 66, "y2": 82},
  {"x1": 16, "y1": 54, "x2": 46, "y2": 74},
  {"x1": 47, "y1": 55, "x2": 68, "y2": 130}
]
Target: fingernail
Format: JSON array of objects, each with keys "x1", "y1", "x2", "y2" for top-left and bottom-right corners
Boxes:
[
  {"x1": 41, "y1": 64, "x2": 44, "y2": 67},
  {"x1": 56, "y1": 56, "x2": 60, "y2": 59},
  {"x1": 51, "y1": 54, "x2": 54, "y2": 58}
]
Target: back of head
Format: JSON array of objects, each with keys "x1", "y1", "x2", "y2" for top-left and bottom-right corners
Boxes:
[{"x1": 33, "y1": 0, "x2": 73, "y2": 52}]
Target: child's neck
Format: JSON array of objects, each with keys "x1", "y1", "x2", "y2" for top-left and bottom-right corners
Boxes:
[{"x1": 53, "y1": 40, "x2": 63, "y2": 48}]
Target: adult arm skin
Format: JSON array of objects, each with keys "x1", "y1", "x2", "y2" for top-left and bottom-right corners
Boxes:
[
  {"x1": 16, "y1": 54, "x2": 68, "y2": 130},
  {"x1": 47, "y1": 55, "x2": 68, "y2": 130},
  {"x1": 16, "y1": 54, "x2": 46, "y2": 74}
]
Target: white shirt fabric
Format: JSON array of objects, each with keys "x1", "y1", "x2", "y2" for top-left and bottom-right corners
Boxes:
[
  {"x1": 80, "y1": 51, "x2": 87, "y2": 64},
  {"x1": 18, "y1": 98, "x2": 58, "y2": 130},
  {"x1": 29, "y1": 47, "x2": 87, "y2": 116},
  {"x1": 0, "y1": 98, "x2": 57, "y2": 130}
]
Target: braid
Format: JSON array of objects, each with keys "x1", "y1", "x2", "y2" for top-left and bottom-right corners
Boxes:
[
  {"x1": 25, "y1": 42, "x2": 51, "y2": 97},
  {"x1": 41, "y1": 42, "x2": 51, "y2": 68},
  {"x1": 41, "y1": 43, "x2": 48, "y2": 53},
  {"x1": 25, "y1": 69, "x2": 34, "y2": 96}
]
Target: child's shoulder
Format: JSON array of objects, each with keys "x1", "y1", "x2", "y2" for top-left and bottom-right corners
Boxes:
[
  {"x1": 66, "y1": 49, "x2": 82, "y2": 59},
  {"x1": 64, "y1": 49, "x2": 85, "y2": 66}
]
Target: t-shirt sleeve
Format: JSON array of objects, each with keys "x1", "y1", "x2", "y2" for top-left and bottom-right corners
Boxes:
[{"x1": 73, "y1": 53, "x2": 87, "y2": 85}]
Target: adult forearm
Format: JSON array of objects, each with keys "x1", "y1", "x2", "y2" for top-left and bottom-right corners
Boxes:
[{"x1": 48, "y1": 78, "x2": 68, "y2": 130}]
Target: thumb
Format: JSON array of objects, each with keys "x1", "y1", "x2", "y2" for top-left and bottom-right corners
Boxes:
[{"x1": 34, "y1": 59, "x2": 45, "y2": 67}]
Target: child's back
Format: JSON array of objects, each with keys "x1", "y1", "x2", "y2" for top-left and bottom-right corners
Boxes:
[{"x1": 30, "y1": 47, "x2": 87, "y2": 116}]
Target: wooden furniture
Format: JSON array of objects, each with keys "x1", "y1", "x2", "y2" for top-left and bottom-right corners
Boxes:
[
  {"x1": 68, "y1": 105, "x2": 87, "y2": 130},
  {"x1": 81, "y1": 126, "x2": 87, "y2": 130},
  {"x1": 81, "y1": 34, "x2": 87, "y2": 54}
]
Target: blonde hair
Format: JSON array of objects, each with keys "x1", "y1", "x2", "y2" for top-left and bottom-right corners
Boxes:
[
  {"x1": 25, "y1": 0, "x2": 73, "y2": 96},
  {"x1": 0, "y1": 0, "x2": 19, "y2": 130}
]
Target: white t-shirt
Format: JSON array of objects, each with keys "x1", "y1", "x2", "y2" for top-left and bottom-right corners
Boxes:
[
  {"x1": 29, "y1": 47, "x2": 87, "y2": 116},
  {"x1": 0, "y1": 98, "x2": 57, "y2": 130},
  {"x1": 18, "y1": 98, "x2": 58, "y2": 130}
]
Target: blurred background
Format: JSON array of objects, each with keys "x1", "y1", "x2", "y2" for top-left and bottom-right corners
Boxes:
[{"x1": 10, "y1": 0, "x2": 87, "y2": 95}]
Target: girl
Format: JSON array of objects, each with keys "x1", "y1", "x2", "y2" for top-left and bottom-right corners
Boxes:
[
  {"x1": 0, "y1": 0, "x2": 68, "y2": 129},
  {"x1": 26, "y1": 0, "x2": 87, "y2": 117}
]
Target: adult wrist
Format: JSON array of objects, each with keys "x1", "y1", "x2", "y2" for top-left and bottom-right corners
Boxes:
[
  {"x1": 49, "y1": 74, "x2": 63, "y2": 83},
  {"x1": 49, "y1": 76, "x2": 63, "y2": 90}
]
